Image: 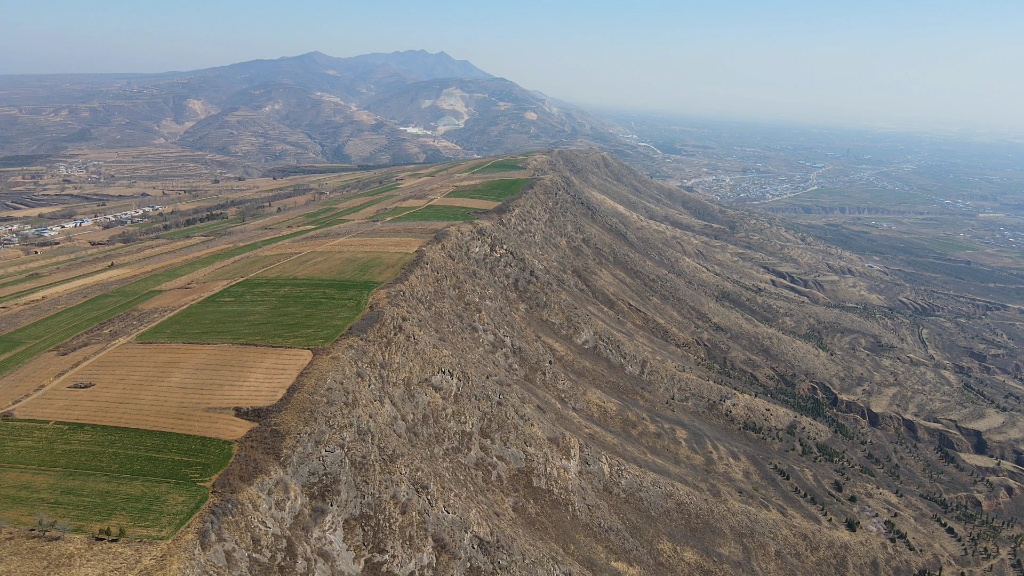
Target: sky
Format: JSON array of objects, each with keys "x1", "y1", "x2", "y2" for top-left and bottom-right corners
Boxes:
[{"x1": 3, "y1": 0, "x2": 1023, "y2": 134}]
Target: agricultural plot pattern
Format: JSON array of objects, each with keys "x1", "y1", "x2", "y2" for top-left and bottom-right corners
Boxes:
[{"x1": 0, "y1": 157, "x2": 533, "y2": 540}]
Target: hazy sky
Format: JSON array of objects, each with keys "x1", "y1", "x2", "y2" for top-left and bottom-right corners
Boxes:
[{"x1": 4, "y1": 0, "x2": 1023, "y2": 133}]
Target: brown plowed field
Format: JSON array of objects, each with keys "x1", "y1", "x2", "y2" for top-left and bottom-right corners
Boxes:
[
  {"x1": 0, "y1": 344, "x2": 103, "y2": 408},
  {"x1": 257, "y1": 251, "x2": 415, "y2": 282},
  {"x1": 258, "y1": 237, "x2": 423, "y2": 256},
  {"x1": 432, "y1": 197, "x2": 501, "y2": 210},
  {"x1": 14, "y1": 344, "x2": 312, "y2": 440}
]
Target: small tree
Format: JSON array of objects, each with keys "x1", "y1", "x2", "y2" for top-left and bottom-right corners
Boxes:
[
  {"x1": 36, "y1": 514, "x2": 55, "y2": 537},
  {"x1": 55, "y1": 520, "x2": 72, "y2": 539},
  {"x1": 117, "y1": 526, "x2": 128, "y2": 539},
  {"x1": 845, "y1": 517, "x2": 861, "y2": 532}
]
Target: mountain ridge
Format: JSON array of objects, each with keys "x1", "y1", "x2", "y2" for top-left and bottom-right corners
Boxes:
[
  {"x1": 0, "y1": 50, "x2": 626, "y2": 169},
  {"x1": 140, "y1": 150, "x2": 1023, "y2": 575}
]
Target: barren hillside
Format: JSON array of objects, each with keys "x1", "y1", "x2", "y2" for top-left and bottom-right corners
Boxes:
[{"x1": 106, "y1": 151, "x2": 1023, "y2": 575}]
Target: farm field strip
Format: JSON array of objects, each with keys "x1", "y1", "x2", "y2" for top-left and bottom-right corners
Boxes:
[
  {"x1": 391, "y1": 205, "x2": 479, "y2": 222},
  {"x1": 370, "y1": 206, "x2": 415, "y2": 221},
  {"x1": 0, "y1": 419, "x2": 233, "y2": 538},
  {"x1": 0, "y1": 344, "x2": 102, "y2": 408},
  {"x1": 432, "y1": 197, "x2": 500, "y2": 210},
  {"x1": 0, "y1": 237, "x2": 211, "y2": 303},
  {"x1": 446, "y1": 178, "x2": 531, "y2": 202},
  {"x1": 0, "y1": 466, "x2": 209, "y2": 540},
  {"x1": 347, "y1": 182, "x2": 401, "y2": 199},
  {"x1": 0, "y1": 267, "x2": 110, "y2": 305},
  {"x1": 273, "y1": 192, "x2": 396, "y2": 229},
  {"x1": 469, "y1": 159, "x2": 525, "y2": 174},
  {"x1": 200, "y1": 253, "x2": 295, "y2": 282},
  {"x1": 304, "y1": 195, "x2": 393, "y2": 228},
  {"x1": 256, "y1": 251, "x2": 415, "y2": 282},
  {"x1": 260, "y1": 236, "x2": 425, "y2": 254},
  {"x1": 137, "y1": 278, "x2": 380, "y2": 348},
  {"x1": 15, "y1": 344, "x2": 311, "y2": 439},
  {"x1": 159, "y1": 217, "x2": 242, "y2": 239},
  {"x1": 0, "y1": 418, "x2": 233, "y2": 481}
]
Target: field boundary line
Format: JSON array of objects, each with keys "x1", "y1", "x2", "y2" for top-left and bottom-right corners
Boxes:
[{"x1": 0, "y1": 463, "x2": 202, "y2": 484}]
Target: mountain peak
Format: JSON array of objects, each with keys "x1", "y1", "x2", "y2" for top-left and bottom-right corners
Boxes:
[{"x1": 346, "y1": 50, "x2": 493, "y2": 81}]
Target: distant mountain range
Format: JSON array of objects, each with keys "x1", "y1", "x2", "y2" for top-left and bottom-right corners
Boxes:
[{"x1": 0, "y1": 50, "x2": 633, "y2": 167}]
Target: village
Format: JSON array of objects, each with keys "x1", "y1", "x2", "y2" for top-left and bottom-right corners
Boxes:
[{"x1": 0, "y1": 205, "x2": 163, "y2": 249}]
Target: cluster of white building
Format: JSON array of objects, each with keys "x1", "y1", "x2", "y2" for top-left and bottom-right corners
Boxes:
[
  {"x1": 56, "y1": 161, "x2": 103, "y2": 176},
  {"x1": 0, "y1": 205, "x2": 163, "y2": 248}
]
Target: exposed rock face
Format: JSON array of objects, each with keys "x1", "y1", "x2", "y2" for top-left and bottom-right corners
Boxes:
[{"x1": 164, "y1": 151, "x2": 1022, "y2": 575}]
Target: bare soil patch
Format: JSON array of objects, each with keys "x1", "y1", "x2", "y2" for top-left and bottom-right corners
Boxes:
[
  {"x1": 14, "y1": 344, "x2": 312, "y2": 440},
  {"x1": 258, "y1": 235, "x2": 423, "y2": 255},
  {"x1": 258, "y1": 251, "x2": 415, "y2": 282},
  {"x1": 395, "y1": 199, "x2": 430, "y2": 208},
  {"x1": 135, "y1": 281, "x2": 232, "y2": 310}
]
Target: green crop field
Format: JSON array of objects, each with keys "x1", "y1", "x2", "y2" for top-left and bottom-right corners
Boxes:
[
  {"x1": 0, "y1": 419, "x2": 233, "y2": 481},
  {"x1": 472, "y1": 160, "x2": 524, "y2": 174},
  {"x1": 138, "y1": 278, "x2": 380, "y2": 348},
  {"x1": 0, "y1": 419, "x2": 232, "y2": 539},
  {"x1": 393, "y1": 205, "x2": 479, "y2": 222},
  {"x1": 447, "y1": 178, "x2": 531, "y2": 202},
  {"x1": 259, "y1": 251, "x2": 415, "y2": 283}
]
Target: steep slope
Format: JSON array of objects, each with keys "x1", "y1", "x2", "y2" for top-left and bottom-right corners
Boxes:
[{"x1": 149, "y1": 151, "x2": 1022, "y2": 575}]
